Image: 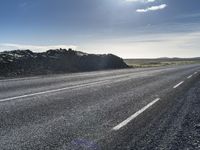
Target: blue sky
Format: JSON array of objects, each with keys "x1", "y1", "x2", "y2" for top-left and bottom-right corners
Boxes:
[{"x1": 0, "y1": 0, "x2": 200, "y2": 58}]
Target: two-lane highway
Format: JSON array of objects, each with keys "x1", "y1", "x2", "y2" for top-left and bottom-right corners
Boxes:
[{"x1": 0, "y1": 64, "x2": 200, "y2": 149}]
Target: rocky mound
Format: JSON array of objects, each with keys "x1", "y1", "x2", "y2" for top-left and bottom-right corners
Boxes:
[{"x1": 0, "y1": 49, "x2": 129, "y2": 77}]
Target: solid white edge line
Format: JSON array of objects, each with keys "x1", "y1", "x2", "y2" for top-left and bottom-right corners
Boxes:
[
  {"x1": 187, "y1": 75, "x2": 193, "y2": 79},
  {"x1": 0, "y1": 80, "x2": 109, "y2": 102},
  {"x1": 173, "y1": 81, "x2": 184, "y2": 89},
  {"x1": 112, "y1": 98, "x2": 160, "y2": 131},
  {"x1": 194, "y1": 72, "x2": 198, "y2": 75}
]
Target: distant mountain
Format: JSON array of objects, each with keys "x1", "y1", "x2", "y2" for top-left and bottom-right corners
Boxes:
[{"x1": 0, "y1": 49, "x2": 129, "y2": 77}]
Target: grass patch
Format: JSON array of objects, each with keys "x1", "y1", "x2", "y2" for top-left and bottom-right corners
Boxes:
[{"x1": 124, "y1": 59, "x2": 200, "y2": 68}]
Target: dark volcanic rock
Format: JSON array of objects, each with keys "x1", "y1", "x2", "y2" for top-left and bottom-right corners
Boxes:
[{"x1": 0, "y1": 49, "x2": 129, "y2": 77}]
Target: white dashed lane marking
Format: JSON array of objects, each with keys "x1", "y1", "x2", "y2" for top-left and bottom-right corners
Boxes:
[
  {"x1": 187, "y1": 75, "x2": 193, "y2": 79},
  {"x1": 112, "y1": 98, "x2": 161, "y2": 131},
  {"x1": 194, "y1": 72, "x2": 198, "y2": 75},
  {"x1": 173, "y1": 81, "x2": 184, "y2": 89}
]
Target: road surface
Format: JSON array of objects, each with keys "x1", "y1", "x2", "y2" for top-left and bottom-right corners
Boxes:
[{"x1": 0, "y1": 64, "x2": 200, "y2": 149}]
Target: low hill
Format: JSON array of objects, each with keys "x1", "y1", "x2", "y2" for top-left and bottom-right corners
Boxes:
[{"x1": 0, "y1": 49, "x2": 129, "y2": 77}]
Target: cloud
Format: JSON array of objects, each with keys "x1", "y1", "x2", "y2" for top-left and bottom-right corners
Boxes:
[
  {"x1": 136, "y1": 4, "x2": 167, "y2": 12},
  {"x1": 83, "y1": 31, "x2": 200, "y2": 58},
  {"x1": 177, "y1": 13, "x2": 200, "y2": 19},
  {"x1": 0, "y1": 43, "x2": 77, "y2": 52},
  {"x1": 126, "y1": 0, "x2": 157, "y2": 3}
]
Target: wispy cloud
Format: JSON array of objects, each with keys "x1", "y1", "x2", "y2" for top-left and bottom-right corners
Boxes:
[
  {"x1": 126, "y1": 0, "x2": 157, "y2": 3},
  {"x1": 84, "y1": 31, "x2": 200, "y2": 58},
  {"x1": 0, "y1": 44, "x2": 77, "y2": 52},
  {"x1": 177, "y1": 13, "x2": 200, "y2": 19},
  {"x1": 136, "y1": 4, "x2": 167, "y2": 13}
]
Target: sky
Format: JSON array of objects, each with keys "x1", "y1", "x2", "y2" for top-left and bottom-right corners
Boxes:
[{"x1": 0, "y1": 0, "x2": 200, "y2": 58}]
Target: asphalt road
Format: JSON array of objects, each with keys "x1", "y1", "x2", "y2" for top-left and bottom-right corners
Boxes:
[{"x1": 0, "y1": 64, "x2": 200, "y2": 150}]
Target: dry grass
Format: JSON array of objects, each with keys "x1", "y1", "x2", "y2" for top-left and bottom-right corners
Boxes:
[{"x1": 124, "y1": 58, "x2": 200, "y2": 68}]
